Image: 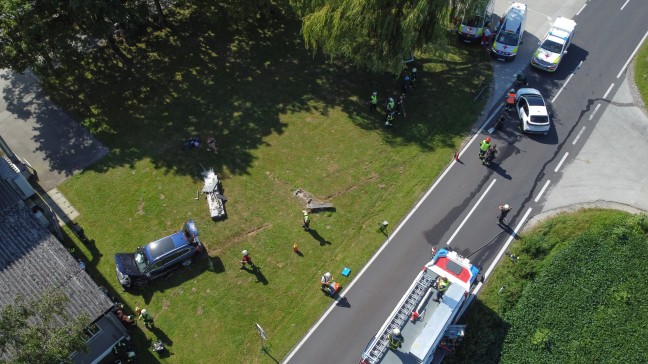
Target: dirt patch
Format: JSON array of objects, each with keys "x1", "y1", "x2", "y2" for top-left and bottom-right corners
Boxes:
[
  {"x1": 208, "y1": 223, "x2": 272, "y2": 254},
  {"x1": 196, "y1": 306, "x2": 203, "y2": 315},
  {"x1": 162, "y1": 300, "x2": 170, "y2": 310},
  {"x1": 136, "y1": 199, "x2": 145, "y2": 215}
]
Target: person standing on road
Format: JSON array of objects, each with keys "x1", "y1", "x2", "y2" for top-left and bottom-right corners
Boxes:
[
  {"x1": 483, "y1": 144, "x2": 498, "y2": 166},
  {"x1": 369, "y1": 92, "x2": 378, "y2": 111},
  {"x1": 504, "y1": 88, "x2": 516, "y2": 113},
  {"x1": 481, "y1": 27, "x2": 492, "y2": 47},
  {"x1": 479, "y1": 137, "x2": 491, "y2": 159},
  {"x1": 498, "y1": 204, "x2": 512, "y2": 224}
]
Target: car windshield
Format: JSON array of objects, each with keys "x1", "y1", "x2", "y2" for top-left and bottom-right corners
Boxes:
[
  {"x1": 530, "y1": 115, "x2": 550, "y2": 125},
  {"x1": 525, "y1": 95, "x2": 545, "y2": 107},
  {"x1": 496, "y1": 31, "x2": 519, "y2": 46},
  {"x1": 464, "y1": 15, "x2": 483, "y2": 27},
  {"x1": 541, "y1": 39, "x2": 563, "y2": 53},
  {"x1": 134, "y1": 251, "x2": 148, "y2": 272}
]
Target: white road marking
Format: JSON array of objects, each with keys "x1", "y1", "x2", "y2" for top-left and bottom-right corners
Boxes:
[
  {"x1": 589, "y1": 104, "x2": 601, "y2": 120},
  {"x1": 459, "y1": 106, "x2": 503, "y2": 158},
  {"x1": 554, "y1": 152, "x2": 569, "y2": 173},
  {"x1": 572, "y1": 126, "x2": 586, "y2": 145},
  {"x1": 620, "y1": 0, "x2": 630, "y2": 11},
  {"x1": 576, "y1": 3, "x2": 587, "y2": 16},
  {"x1": 282, "y1": 104, "x2": 505, "y2": 363},
  {"x1": 534, "y1": 180, "x2": 551, "y2": 203},
  {"x1": 617, "y1": 29, "x2": 648, "y2": 79},
  {"x1": 446, "y1": 179, "x2": 497, "y2": 246},
  {"x1": 551, "y1": 73, "x2": 574, "y2": 103},
  {"x1": 603, "y1": 83, "x2": 615, "y2": 99}
]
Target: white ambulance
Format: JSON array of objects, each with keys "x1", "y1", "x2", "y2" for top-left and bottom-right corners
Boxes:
[{"x1": 531, "y1": 17, "x2": 576, "y2": 72}]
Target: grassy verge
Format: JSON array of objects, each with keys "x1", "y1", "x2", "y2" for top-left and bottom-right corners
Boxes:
[
  {"x1": 47, "y1": 2, "x2": 491, "y2": 363},
  {"x1": 447, "y1": 210, "x2": 648, "y2": 363},
  {"x1": 635, "y1": 38, "x2": 648, "y2": 108}
]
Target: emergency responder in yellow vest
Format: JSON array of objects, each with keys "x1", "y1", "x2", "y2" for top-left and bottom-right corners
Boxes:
[
  {"x1": 302, "y1": 210, "x2": 310, "y2": 231},
  {"x1": 385, "y1": 111, "x2": 396, "y2": 127},
  {"x1": 433, "y1": 276, "x2": 449, "y2": 302},
  {"x1": 388, "y1": 328, "x2": 404, "y2": 350},
  {"x1": 369, "y1": 92, "x2": 378, "y2": 111},
  {"x1": 479, "y1": 137, "x2": 491, "y2": 159}
]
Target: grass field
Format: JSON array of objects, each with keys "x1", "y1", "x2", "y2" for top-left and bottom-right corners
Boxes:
[
  {"x1": 447, "y1": 209, "x2": 648, "y2": 364},
  {"x1": 46, "y1": 3, "x2": 491, "y2": 363},
  {"x1": 635, "y1": 39, "x2": 648, "y2": 108}
]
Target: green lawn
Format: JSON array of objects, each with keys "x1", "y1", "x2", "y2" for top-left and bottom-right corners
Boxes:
[
  {"x1": 48, "y1": 3, "x2": 491, "y2": 363},
  {"x1": 447, "y1": 210, "x2": 648, "y2": 364},
  {"x1": 635, "y1": 38, "x2": 648, "y2": 108}
]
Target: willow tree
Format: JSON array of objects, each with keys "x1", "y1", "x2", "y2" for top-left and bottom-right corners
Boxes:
[{"x1": 290, "y1": 0, "x2": 488, "y2": 73}]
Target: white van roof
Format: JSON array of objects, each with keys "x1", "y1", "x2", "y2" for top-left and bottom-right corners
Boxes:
[
  {"x1": 552, "y1": 17, "x2": 576, "y2": 33},
  {"x1": 502, "y1": 3, "x2": 527, "y2": 33}
]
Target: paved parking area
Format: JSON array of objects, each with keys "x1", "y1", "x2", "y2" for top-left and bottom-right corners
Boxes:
[{"x1": 0, "y1": 69, "x2": 108, "y2": 192}]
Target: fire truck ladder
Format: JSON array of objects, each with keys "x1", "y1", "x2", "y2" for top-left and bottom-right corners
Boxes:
[{"x1": 364, "y1": 271, "x2": 435, "y2": 363}]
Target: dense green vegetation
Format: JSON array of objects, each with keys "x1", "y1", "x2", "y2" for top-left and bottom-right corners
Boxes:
[
  {"x1": 448, "y1": 210, "x2": 648, "y2": 364},
  {"x1": 635, "y1": 40, "x2": 648, "y2": 109},
  {"x1": 39, "y1": 2, "x2": 492, "y2": 363}
]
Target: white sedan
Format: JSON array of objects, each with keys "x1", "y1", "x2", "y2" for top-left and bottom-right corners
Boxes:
[{"x1": 516, "y1": 88, "x2": 550, "y2": 134}]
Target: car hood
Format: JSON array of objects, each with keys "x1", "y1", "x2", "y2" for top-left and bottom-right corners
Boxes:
[
  {"x1": 459, "y1": 25, "x2": 482, "y2": 36},
  {"x1": 115, "y1": 253, "x2": 141, "y2": 276},
  {"x1": 492, "y1": 42, "x2": 518, "y2": 54},
  {"x1": 534, "y1": 48, "x2": 560, "y2": 64}
]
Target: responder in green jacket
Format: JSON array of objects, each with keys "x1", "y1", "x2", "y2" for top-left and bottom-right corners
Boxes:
[
  {"x1": 479, "y1": 137, "x2": 491, "y2": 159},
  {"x1": 388, "y1": 328, "x2": 404, "y2": 350},
  {"x1": 369, "y1": 92, "x2": 378, "y2": 111}
]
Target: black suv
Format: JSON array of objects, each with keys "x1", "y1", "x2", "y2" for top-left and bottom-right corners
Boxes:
[{"x1": 115, "y1": 220, "x2": 203, "y2": 289}]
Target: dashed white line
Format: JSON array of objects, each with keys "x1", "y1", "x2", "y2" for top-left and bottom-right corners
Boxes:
[
  {"x1": 589, "y1": 104, "x2": 601, "y2": 120},
  {"x1": 576, "y1": 3, "x2": 587, "y2": 16},
  {"x1": 554, "y1": 153, "x2": 569, "y2": 173},
  {"x1": 551, "y1": 73, "x2": 574, "y2": 103},
  {"x1": 535, "y1": 180, "x2": 551, "y2": 203},
  {"x1": 620, "y1": 0, "x2": 631, "y2": 11},
  {"x1": 573, "y1": 126, "x2": 586, "y2": 145},
  {"x1": 446, "y1": 179, "x2": 497, "y2": 246},
  {"x1": 617, "y1": 29, "x2": 648, "y2": 79},
  {"x1": 603, "y1": 83, "x2": 615, "y2": 99}
]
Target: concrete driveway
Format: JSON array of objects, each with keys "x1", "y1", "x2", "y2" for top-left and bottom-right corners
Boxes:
[{"x1": 0, "y1": 69, "x2": 108, "y2": 191}]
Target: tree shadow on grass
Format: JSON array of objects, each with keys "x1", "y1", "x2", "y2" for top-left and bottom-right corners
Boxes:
[{"x1": 2, "y1": 2, "x2": 497, "y2": 182}]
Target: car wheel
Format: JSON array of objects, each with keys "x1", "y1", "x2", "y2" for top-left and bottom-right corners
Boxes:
[{"x1": 181, "y1": 258, "x2": 192, "y2": 267}]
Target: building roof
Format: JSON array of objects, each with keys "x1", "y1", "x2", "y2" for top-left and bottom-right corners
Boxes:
[{"x1": 0, "y1": 180, "x2": 113, "y2": 322}]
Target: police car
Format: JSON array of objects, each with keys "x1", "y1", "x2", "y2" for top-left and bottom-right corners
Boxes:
[{"x1": 531, "y1": 17, "x2": 576, "y2": 72}]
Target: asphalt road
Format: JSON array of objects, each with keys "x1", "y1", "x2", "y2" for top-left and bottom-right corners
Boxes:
[{"x1": 283, "y1": 1, "x2": 648, "y2": 363}]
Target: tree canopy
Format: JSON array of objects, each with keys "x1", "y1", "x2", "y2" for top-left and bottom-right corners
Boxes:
[
  {"x1": 0, "y1": 291, "x2": 89, "y2": 364},
  {"x1": 290, "y1": 0, "x2": 488, "y2": 73}
]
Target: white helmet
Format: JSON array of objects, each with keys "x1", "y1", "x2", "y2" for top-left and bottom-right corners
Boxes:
[
  {"x1": 141, "y1": 309, "x2": 147, "y2": 314},
  {"x1": 412, "y1": 68, "x2": 417, "y2": 72},
  {"x1": 324, "y1": 272, "x2": 331, "y2": 279},
  {"x1": 392, "y1": 328, "x2": 400, "y2": 336},
  {"x1": 504, "y1": 204, "x2": 510, "y2": 209},
  {"x1": 242, "y1": 250, "x2": 248, "y2": 256}
]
